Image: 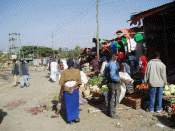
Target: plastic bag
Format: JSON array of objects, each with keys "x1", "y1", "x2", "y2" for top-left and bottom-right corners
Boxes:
[
  {"x1": 26, "y1": 75, "x2": 31, "y2": 79},
  {"x1": 64, "y1": 81, "x2": 76, "y2": 87},
  {"x1": 119, "y1": 72, "x2": 134, "y2": 83},
  {"x1": 119, "y1": 82, "x2": 126, "y2": 103}
]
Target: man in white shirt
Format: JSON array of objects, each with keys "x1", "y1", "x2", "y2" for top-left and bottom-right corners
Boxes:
[{"x1": 50, "y1": 59, "x2": 58, "y2": 82}]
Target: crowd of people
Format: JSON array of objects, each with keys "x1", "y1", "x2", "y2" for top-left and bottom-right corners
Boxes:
[{"x1": 11, "y1": 50, "x2": 167, "y2": 124}]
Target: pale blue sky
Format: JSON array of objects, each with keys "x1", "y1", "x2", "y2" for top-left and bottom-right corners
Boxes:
[{"x1": 0, "y1": 0, "x2": 173, "y2": 52}]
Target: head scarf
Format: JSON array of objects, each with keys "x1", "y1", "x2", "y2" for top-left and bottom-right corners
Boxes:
[{"x1": 67, "y1": 59, "x2": 74, "y2": 68}]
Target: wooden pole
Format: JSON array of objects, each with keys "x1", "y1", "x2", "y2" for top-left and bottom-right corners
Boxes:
[{"x1": 96, "y1": 0, "x2": 99, "y2": 61}]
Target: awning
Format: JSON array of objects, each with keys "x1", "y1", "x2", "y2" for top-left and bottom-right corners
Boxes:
[
  {"x1": 129, "y1": 1, "x2": 173, "y2": 25},
  {"x1": 116, "y1": 29, "x2": 134, "y2": 38}
]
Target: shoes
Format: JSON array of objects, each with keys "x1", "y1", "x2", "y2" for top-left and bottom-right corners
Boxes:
[
  {"x1": 26, "y1": 84, "x2": 30, "y2": 87},
  {"x1": 73, "y1": 118, "x2": 80, "y2": 123},
  {"x1": 146, "y1": 109, "x2": 154, "y2": 113},
  {"x1": 68, "y1": 121, "x2": 73, "y2": 125},
  {"x1": 111, "y1": 115, "x2": 120, "y2": 119},
  {"x1": 21, "y1": 86, "x2": 24, "y2": 88},
  {"x1": 156, "y1": 110, "x2": 162, "y2": 113}
]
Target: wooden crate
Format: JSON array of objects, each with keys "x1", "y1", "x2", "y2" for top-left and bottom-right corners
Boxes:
[
  {"x1": 135, "y1": 88, "x2": 149, "y2": 96},
  {"x1": 121, "y1": 96, "x2": 141, "y2": 109},
  {"x1": 162, "y1": 95, "x2": 175, "y2": 111}
]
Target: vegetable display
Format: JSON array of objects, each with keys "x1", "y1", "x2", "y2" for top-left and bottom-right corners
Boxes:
[
  {"x1": 163, "y1": 84, "x2": 175, "y2": 96},
  {"x1": 136, "y1": 84, "x2": 149, "y2": 89},
  {"x1": 87, "y1": 77, "x2": 108, "y2": 93}
]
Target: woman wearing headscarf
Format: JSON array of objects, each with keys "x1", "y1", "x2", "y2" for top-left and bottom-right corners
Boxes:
[{"x1": 59, "y1": 59, "x2": 82, "y2": 124}]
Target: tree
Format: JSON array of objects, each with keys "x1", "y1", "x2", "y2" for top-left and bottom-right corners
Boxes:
[
  {"x1": 74, "y1": 45, "x2": 83, "y2": 58},
  {"x1": 20, "y1": 46, "x2": 54, "y2": 58},
  {"x1": 58, "y1": 47, "x2": 62, "y2": 53},
  {"x1": 0, "y1": 50, "x2": 3, "y2": 58}
]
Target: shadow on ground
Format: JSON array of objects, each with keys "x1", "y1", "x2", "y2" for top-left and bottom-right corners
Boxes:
[
  {"x1": 51, "y1": 99, "x2": 68, "y2": 124},
  {"x1": 154, "y1": 114, "x2": 175, "y2": 129},
  {"x1": 0, "y1": 109, "x2": 7, "y2": 124}
]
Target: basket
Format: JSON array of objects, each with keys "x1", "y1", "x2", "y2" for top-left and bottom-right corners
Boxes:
[{"x1": 83, "y1": 89, "x2": 91, "y2": 97}]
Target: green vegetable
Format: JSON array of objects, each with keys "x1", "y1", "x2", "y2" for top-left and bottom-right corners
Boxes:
[{"x1": 163, "y1": 90, "x2": 171, "y2": 96}]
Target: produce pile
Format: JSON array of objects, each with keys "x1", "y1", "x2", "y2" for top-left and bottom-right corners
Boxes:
[
  {"x1": 87, "y1": 77, "x2": 108, "y2": 93},
  {"x1": 25, "y1": 105, "x2": 48, "y2": 115},
  {"x1": 136, "y1": 84, "x2": 149, "y2": 89},
  {"x1": 163, "y1": 84, "x2": 175, "y2": 96},
  {"x1": 125, "y1": 94, "x2": 143, "y2": 101}
]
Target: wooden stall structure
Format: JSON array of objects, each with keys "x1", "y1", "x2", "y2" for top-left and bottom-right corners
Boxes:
[{"x1": 129, "y1": 1, "x2": 175, "y2": 72}]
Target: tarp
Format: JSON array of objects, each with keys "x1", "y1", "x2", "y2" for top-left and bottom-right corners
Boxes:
[{"x1": 116, "y1": 29, "x2": 134, "y2": 38}]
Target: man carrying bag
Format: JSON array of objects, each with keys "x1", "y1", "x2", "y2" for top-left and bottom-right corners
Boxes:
[{"x1": 103, "y1": 52, "x2": 124, "y2": 119}]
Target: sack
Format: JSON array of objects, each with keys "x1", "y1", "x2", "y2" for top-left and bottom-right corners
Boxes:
[
  {"x1": 119, "y1": 72, "x2": 134, "y2": 83},
  {"x1": 64, "y1": 81, "x2": 76, "y2": 87},
  {"x1": 119, "y1": 82, "x2": 126, "y2": 103},
  {"x1": 26, "y1": 75, "x2": 31, "y2": 79}
]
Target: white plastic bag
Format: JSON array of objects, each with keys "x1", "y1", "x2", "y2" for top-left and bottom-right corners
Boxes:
[
  {"x1": 119, "y1": 72, "x2": 134, "y2": 83},
  {"x1": 64, "y1": 81, "x2": 76, "y2": 87},
  {"x1": 119, "y1": 82, "x2": 126, "y2": 103}
]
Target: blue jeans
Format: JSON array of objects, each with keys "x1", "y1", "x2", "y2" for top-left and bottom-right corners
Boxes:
[
  {"x1": 21, "y1": 75, "x2": 29, "y2": 87},
  {"x1": 148, "y1": 86, "x2": 163, "y2": 111},
  {"x1": 51, "y1": 71, "x2": 57, "y2": 81}
]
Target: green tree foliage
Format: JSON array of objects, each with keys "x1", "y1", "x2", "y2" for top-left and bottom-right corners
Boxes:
[
  {"x1": 0, "y1": 50, "x2": 3, "y2": 58},
  {"x1": 20, "y1": 46, "x2": 54, "y2": 58},
  {"x1": 20, "y1": 45, "x2": 84, "y2": 59}
]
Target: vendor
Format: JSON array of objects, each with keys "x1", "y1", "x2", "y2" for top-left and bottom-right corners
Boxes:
[{"x1": 90, "y1": 55, "x2": 99, "y2": 71}]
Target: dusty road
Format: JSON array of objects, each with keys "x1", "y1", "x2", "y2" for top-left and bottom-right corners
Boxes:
[{"x1": 0, "y1": 67, "x2": 175, "y2": 131}]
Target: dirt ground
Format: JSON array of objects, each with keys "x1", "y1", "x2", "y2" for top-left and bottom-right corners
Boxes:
[{"x1": 0, "y1": 67, "x2": 175, "y2": 131}]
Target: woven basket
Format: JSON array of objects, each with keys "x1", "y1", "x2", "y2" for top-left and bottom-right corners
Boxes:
[{"x1": 83, "y1": 89, "x2": 91, "y2": 97}]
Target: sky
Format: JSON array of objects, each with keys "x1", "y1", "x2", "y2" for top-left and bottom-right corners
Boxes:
[{"x1": 0, "y1": 0, "x2": 173, "y2": 52}]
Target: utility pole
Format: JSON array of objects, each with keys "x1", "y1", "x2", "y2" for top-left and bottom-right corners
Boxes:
[
  {"x1": 37, "y1": 43, "x2": 38, "y2": 58},
  {"x1": 96, "y1": 0, "x2": 100, "y2": 61},
  {"x1": 51, "y1": 34, "x2": 54, "y2": 58}
]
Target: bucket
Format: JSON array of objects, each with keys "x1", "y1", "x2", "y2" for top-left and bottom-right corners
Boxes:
[{"x1": 118, "y1": 52, "x2": 124, "y2": 59}]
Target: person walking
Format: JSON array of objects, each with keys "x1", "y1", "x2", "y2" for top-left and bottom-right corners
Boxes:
[
  {"x1": 144, "y1": 51, "x2": 167, "y2": 113},
  {"x1": 59, "y1": 59, "x2": 82, "y2": 124},
  {"x1": 12, "y1": 59, "x2": 19, "y2": 87},
  {"x1": 20, "y1": 59, "x2": 30, "y2": 88},
  {"x1": 103, "y1": 52, "x2": 124, "y2": 119},
  {"x1": 50, "y1": 59, "x2": 58, "y2": 82}
]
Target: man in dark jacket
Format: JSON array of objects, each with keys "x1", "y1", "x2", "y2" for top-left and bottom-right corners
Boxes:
[
  {"x1": 20, "y1": 59, "x2": 30, "y2": 88},
  {"x1": 12, "y1": 59, "x2": 19, "y2": 87},
  {"x1": 103, "y1": 52, "x2": 124, "y2": 119}
]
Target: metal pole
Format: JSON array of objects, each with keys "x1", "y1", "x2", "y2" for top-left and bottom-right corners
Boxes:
[{"x1": 96, "y1": 0, "x2": 100, "y2": 61}]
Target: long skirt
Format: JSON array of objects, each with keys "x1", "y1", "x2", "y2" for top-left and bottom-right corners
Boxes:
[{"x1": 64, "y1": 89, "x2": 79, "y2": 122}]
